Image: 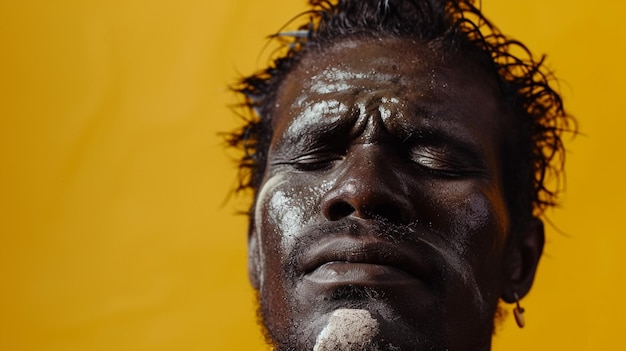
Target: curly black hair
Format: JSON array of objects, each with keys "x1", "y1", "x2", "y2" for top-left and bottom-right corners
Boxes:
[{"x1": 228, "y1": 0, "x2": 574, "y2": 222}]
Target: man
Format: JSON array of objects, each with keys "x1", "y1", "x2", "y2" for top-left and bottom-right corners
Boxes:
[{"x1": 229, "y1": 0, "x2": 572, "y2": 350}]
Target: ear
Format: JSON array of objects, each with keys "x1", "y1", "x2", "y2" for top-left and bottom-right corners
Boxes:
[
  {"x1": 248, "y1": 225, "x2": 261, "y2": 290},
  {"x1": 501, "y1": 217, "x2": 545, "y2": 303}
]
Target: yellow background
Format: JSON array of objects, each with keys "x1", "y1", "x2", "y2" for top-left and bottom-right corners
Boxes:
[{"x1": 1, "y1": 1, "x2": 623, "y2": 350}]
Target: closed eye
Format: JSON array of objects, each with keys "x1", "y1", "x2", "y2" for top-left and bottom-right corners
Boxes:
[
  {"x1": 409, "y1": 147, "x2": 486, "y2": 178},
  {"x1": 273, "y1": 153, "x2": 344, "y2": 172}
]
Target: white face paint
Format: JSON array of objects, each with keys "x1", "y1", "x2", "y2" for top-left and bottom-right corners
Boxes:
[
  {"x1": 253, "y1": 174, "x2": 288, "y2": 286},
  {"x1": 287, "y1": 100, "x2": 347, "y2": 136},
  {"x1": 314, "y1": 309, "x2": 381, "y2": 351},
  {"x1": 378, "y1": 96, "x2": 401, "y2": 122},
  {"x1": 257, "y1": 174, "x2": 336, "y2": 260},
  {"x1": 310, "y1": 67, "x2": 396, "y2": 95}
]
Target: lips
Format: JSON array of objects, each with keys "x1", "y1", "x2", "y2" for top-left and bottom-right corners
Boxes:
[{"x1": 300, "y1": 235, "x2": 433, "y2": 287}]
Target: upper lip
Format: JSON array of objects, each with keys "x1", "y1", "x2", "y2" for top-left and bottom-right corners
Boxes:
[{"x1": 300, "y1": 234, "x2": 433, "y2": 282}]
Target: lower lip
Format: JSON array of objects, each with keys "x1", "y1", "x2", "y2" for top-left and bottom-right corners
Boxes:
[{"x1": 304, "y1": 261, "x2": 419, "y2": 286}]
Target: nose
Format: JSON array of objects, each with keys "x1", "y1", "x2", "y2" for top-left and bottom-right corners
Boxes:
[{"x1": 321, "y1": 145, "x2": 415, "y2": 223}]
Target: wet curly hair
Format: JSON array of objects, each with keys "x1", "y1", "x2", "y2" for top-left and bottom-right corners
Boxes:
[{"x1": 228, "y1": 0, "x2": 574, "y2": 222}]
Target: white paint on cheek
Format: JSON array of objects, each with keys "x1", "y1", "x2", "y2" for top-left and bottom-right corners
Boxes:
[
  {"x1": 313, "y1": 309, "x2": 380, "y2": 351},
  {"x1": 269, "y1": 189, "x2": 304, "y2": 249},
  {"x1": 273, "y1": 179, "x2": 335, "y2": 251},
  {"x1": 257, "y1": 174, "x2": 336, "y2": 258},
  {"x1": 254, "y1": 174, "x2": 288, "y2": 286}
]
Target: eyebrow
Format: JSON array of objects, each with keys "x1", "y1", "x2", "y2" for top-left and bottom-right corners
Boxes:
[
  {"x1": 274, "y1": 93, "x2": 492, "y2": 170},
  {"x1": 278, "y1": 109, "x2": 485, "y2": 156},
  {"x1": 277, "y1": 111, "x2": 357, "y2": 152}
]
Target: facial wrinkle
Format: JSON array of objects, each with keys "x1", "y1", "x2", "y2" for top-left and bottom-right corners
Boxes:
[
  {"x1": 415, "y1": 231, "x2": 486, "y2": 313},
  {"x1": 377, "y1": 218, "x2": 487, "y2": 313},
  {"x1": 287, "y1": 100, "x2": 347, "y2": 137},
  {"x1": 296, "y1": 70, "x2": 408, "y2": 146},
  {"x1": 352, "y1": 94, "x2": 399, "y2": 144},
  {"x1": 292, "y1": 217, "x2": 487, "y2": 314},
  {"x1": 379, "y1": 96, "x2": 400, "y2": 122},
  {"x1": 376, "y1": 216, "x2": 488, "y2": 313}
]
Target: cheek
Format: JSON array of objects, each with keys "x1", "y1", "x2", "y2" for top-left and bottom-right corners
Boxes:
[
  {"x1": 428, "y1": 182, "x2": 507, "y2": 245},
  {"x1": 434, "y1": 182, "x2": 510, "y2": 280},
  {"x1": 255, "y1": 175, "x2": 335, "y2": 264},
  {"x1": 423, "y1": 182, "x2": 509, "y2": 316},
  {"x1": 267, "y1": 189, "x2": 307, "y2": 247}
]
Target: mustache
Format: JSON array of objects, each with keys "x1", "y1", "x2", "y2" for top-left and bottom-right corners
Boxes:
[
  {"x1": 287, "y1": 216, "x2": 447, "y2": 278},
  {"x1": 309, "y1": 216, "x2": 423, "y2": 242}
]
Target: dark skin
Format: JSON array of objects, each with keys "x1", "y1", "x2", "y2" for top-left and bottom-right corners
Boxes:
[{"x1": 249, "y1": 36, "x2": 544, "y2": 350}]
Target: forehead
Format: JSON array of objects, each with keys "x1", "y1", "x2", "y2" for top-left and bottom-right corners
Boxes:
[
  {"x1": 271, "y1": 36, "x2": 508, "y2": 149},
  {"x1": 275, "y1": 37, "x2": 439, "y2": 114}
]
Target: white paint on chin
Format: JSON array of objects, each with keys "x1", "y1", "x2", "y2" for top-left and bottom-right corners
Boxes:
[{"x1": 313, "y1": 309, "x2": 380, "y2": 351}]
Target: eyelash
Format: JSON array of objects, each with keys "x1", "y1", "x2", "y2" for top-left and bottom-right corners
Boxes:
[
  {"x1": 416, "y1": 155, "x2": 491, "y2": 181},
  {"x1": 274, "y1": 146, "x2": 480, "y2": 178},
  {"x1": 408, "y1": 149, "x2": 470, "y2": 178},
  {"x1": 289, "y1": 153, "x2": 344, "y2": 171}
]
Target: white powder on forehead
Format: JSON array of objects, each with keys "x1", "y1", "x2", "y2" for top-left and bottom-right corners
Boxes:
[
  {"x1": 378, "y1": 97, "x2": 401, "y2": 122},
  {"x1": 313, "y1": 309, "x2": 380, "y2": 351},
  {"x1": 288, "y1": 100, "x2": 346, "y2": 136},
  {"x1": 310, "y1": 82, "x2": 352, "y2": 95},
  {"x1": 378, "y1": 105, "x2": 392, "y2": 120},
  {"x1": 381, "y1": 97, "x2": 399, "y2": 104},
  {"x1": 310, "y1": 67, "x2": 396, "y2": 95},
  {"x1": 310, "y1": 68, "x2": 367, "y2": 95}
]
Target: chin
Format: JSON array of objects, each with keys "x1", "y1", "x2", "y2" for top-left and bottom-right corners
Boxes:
[{"x1": 258, "y1": 294, "x2": 453, "y2": 351}]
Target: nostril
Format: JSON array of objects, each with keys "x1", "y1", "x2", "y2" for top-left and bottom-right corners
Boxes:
[{"x1": 325, "y1": 202, "x2": 355, "y2": 221}]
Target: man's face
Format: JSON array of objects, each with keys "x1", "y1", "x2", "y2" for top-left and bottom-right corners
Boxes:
[{"x1": 249, "y1": 36, "x2": 526, "y2": 350}]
